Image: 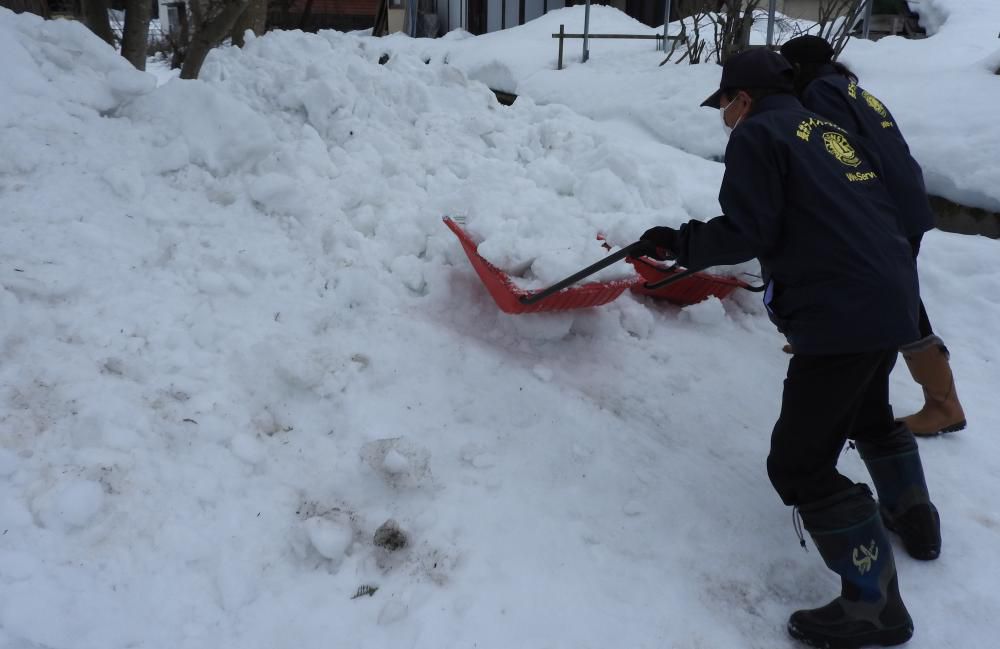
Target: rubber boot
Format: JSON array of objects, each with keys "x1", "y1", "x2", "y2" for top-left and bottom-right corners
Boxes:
[
  {"x1": 857, "y1": 425, "x2": 941, "y2": 561},
  {"x1": 788, "y1": 484, "x2": 914, "y2": 649},
  {"x1": 898, "y1": 335, "x2": 966, "y2": 437}
]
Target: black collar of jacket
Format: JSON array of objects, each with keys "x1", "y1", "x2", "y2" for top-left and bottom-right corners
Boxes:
[{"x1": 749, "y1": 93, "x2": 803, "y2": 118}]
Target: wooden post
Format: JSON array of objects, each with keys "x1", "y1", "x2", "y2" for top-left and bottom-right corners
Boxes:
[{"x1": 558, "y1": 24, "x2": 564, "y2": 70}]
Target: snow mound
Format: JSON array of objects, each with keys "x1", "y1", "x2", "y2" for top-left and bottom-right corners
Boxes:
[{"x1": 1, "y1": 7, "x2": 999, "y2": 649}]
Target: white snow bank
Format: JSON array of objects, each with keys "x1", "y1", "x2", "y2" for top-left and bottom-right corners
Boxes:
[
  {"x1": 2, "y1": 8, "x2": 999, "y2": 649},
  {"x1": 372, "y1": 4, "x2": 1000, "y2": 210},
  {"x1": 839, "y1": 0, "x2": 1000, "y2": 210}
]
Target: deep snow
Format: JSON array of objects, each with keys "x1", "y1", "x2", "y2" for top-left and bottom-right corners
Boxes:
[
  {"x1": 1, "y1": 6, "x2": 998, "y2": 649},
  {"x1": 376, "y1": 1, "x2": 1000, "y2": 211}
]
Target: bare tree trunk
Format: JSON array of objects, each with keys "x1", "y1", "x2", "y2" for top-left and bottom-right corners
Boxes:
[
  {"x1": 82, "y1": 0, "x2": 116, "y2": 46},
  {"x1": 735, "y1": 1, "x2": 755, "y2": 50},
  {"x1": 180, "y1": 0, "x2": 250, "y2": 79},
  {"x1": 230, "y1": 0, "x2": 266, "y2": 48},
  {"x1": 121, "y1": 0, "x2": 152, "y2": 70},
  {"x1": 709, "y1": 0, "x2": 758, "y2": 63}
]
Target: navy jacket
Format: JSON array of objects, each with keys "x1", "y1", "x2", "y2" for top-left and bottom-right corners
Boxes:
[
  {"x1": 801, "y1": 67, "x2": 934, "y2": 239},
  {"x1": 673, "y1": 94, "x2": 920, "y2": 355}
]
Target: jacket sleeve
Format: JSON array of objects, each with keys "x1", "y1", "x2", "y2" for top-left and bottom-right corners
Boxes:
[
  {"x1": 671, "y1": 215, "x2": 756, "y2": 270},
  {"x1": 672, "y1": 121, "x2": 787, "y2": 270},
  {"x1": 672, "y1": 123, "x2": 786, "y2": 269}
]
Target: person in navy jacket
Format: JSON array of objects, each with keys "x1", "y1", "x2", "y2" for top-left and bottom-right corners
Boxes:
[
  {"x1": 780, "y1": 34, "x2": 966, "y2": 439},
  {"x1": 637, "y1": 48, "x2": 940, "y2": 648}
]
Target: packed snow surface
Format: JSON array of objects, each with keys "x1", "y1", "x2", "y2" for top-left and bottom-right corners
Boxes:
[{"x1": 1, "y1": 6, "x2": 999, "y2": 649}]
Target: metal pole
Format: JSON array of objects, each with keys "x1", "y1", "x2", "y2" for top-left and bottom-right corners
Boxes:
[
  {"x1": 502, "y1": 0, "x2": 506, "y2": 29},
  {"x1": 583, "y1": 0, "x2": 591, "y2": 62},
  {"x1": 862, "y1": 0, "x2": 874, "y2": 40},
  {"x1": 661, "y1": 0, "x2": 672, "y2": 52},
  {"x1": 766, "y1": 0, "x2": 777, "y2": 48},
  {"x1": 558, "y1": 23, "x2": 565, "y2": 69}
]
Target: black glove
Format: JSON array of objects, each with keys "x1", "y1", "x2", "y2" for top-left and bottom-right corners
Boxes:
[{"x1": 637, "y1": 226, "x2": 679, "y2": 261}]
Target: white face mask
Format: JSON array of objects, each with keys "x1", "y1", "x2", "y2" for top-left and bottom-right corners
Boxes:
[{"x1": 720, "y1": 96, "x2": 744, "y2": 136}]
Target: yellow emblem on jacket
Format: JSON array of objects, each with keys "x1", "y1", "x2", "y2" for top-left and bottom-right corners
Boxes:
[
  {"x1": 863, "y1": 90, "x2": 888, "y2": 117},
  {"x1": 823, "y1": 132, "x2": 862, "y2": 167}
]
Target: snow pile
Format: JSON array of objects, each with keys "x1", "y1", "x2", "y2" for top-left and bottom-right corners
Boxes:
[
  {"x1": 374, "y1": 7, "x2": 732, "y2": 159},
  {"x1": 374, "y1": 4, "x2": 1000, "y2": 210},
  {"x1": 1, "y1": 9, "x2": 730, "y2": 290},
  {"x1": 842, "y1": 0, "x2": 1000, "y2": 211},
  {"x1": 199, "y1": 22, "x2": 734, "y2": 285},
  {"x1": 2, "y1": 8, "x2": 999, "y2": 649}
]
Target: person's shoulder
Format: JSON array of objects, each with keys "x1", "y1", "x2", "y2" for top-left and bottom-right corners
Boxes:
[
  {"x1": 744, "y1": 105, "x2": 822, "y2": 138},
  {"x1": 725, "y1": 113, "x2": 799, "y2": 163},
  {"x1": 818, "y1": 73, "x2": 850, "y2": 89},
  {"x1": 730, "y1": 116, "x2": 776, "y2": 146},
  {"x1": 805, "y1": 75, "x2": 850, "y2": 101}
]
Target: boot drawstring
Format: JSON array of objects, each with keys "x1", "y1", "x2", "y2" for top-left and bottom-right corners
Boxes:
[{"x1": 793, "y1": 506, "x2": 808, "y2": 552}]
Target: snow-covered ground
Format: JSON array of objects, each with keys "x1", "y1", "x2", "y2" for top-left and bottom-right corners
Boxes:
[
  {"x1": 1, "y1": 6, "x2": 999, "y2": 649},
  {"x1": 377, "y1": 1, "x2": 1000, "y2": 211}
]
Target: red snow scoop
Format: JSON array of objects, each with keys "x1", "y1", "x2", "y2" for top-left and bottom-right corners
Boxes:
[
  {"x1": 444, "y1": 216, "x2": 762, "y2": 314},
  {"x1": 444, "y1": 216, "x2": 640, "y2": 314},
  {"x1": 627, "y1": 256, "x2": 753, "y2": 303}
]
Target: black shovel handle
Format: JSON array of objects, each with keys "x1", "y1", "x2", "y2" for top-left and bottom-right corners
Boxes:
[
  {"x1": 642, "y1": 266, "x2": 700, "y2": 290},
  {"x1": 633, "y1": 255, "x2": 766, "y2": 292},
  {"x1": 518, "y1": 241, "x2": 646, "y2": 306}
]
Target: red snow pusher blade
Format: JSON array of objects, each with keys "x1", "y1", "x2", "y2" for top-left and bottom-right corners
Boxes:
[
  {"x1": 627, "y1": 256, "x2": 754, "y2": 305},
  {"x1": 445, "y1": 217, "x2": 762, "y2": 313},
  {"x1": 443, "y1": 216, "x2": 641, "y2": 314}
]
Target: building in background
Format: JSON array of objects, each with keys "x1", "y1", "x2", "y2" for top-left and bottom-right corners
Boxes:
[{"x1": 267, "y1": 0, "x2": 380, "y2": 32}]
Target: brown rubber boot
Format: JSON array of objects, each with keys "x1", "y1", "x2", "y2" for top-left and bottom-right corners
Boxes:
[{"x1": 899, "y1": 335, "x2": 966, "y2": 437}]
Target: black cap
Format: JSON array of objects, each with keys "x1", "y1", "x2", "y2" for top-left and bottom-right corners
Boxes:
[
  {"x1": 700, "y1": 48, "x2": 795, "y2": 108},
  {"x1": 780, "y1": 35, "x2": 835, "y2": 66}
]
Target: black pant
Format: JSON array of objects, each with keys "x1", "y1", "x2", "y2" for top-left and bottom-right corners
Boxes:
[
  {"x1": 910, "y1": 234, "x2": 934, "y2": 338},
  {"x1": 767, "y1": 350, "x2": 899, "y2": 506},
  {"x1": 917, "y1": 300, "x2": 933, "y2": 339}
]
